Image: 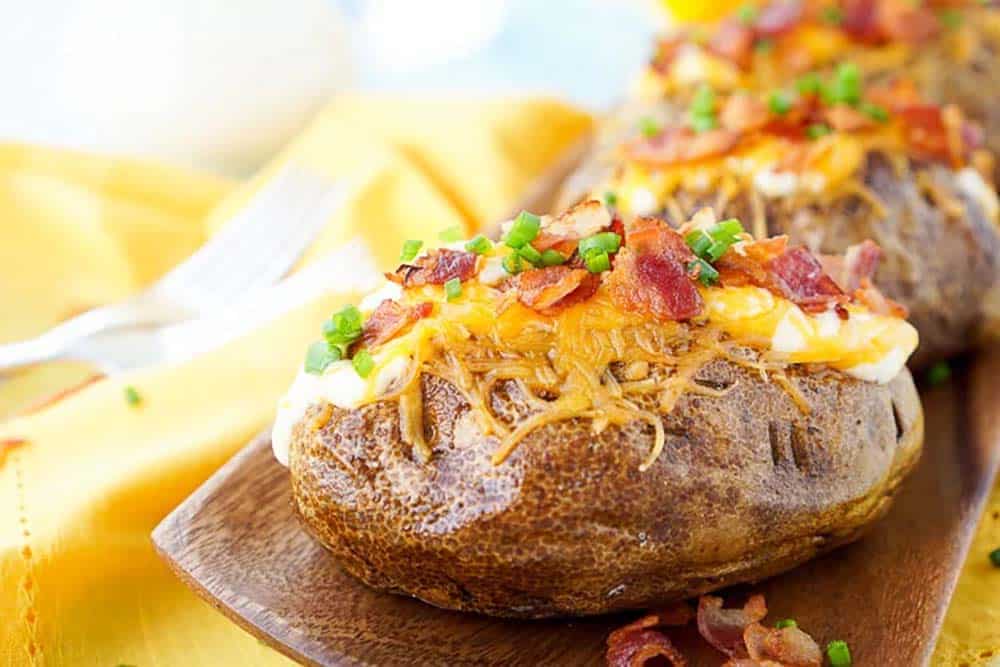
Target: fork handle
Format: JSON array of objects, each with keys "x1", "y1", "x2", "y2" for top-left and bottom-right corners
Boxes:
[{"x1": 0, "y1": 298, "x2": 187, "y2": 372}]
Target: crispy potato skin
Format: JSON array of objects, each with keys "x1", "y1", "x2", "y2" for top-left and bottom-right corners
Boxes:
[{"x1": 290, "y1": 360, "x2": 922, "y2": 618}]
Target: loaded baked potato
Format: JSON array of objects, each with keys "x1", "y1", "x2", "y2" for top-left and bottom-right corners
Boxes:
[
  {"x1": 273, "y1": 204, "x2": 923, "y2": 618},
  {"x1": 558, "y1": 61, "x2": 1000, "y2": 368}
]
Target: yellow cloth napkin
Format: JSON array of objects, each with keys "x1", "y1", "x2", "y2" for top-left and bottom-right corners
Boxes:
[{"x1": 0, "y1": 92, "x2": 994, "y2": 666}]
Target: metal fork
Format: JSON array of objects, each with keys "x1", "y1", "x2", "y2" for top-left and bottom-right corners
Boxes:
[{"x1": 0, "y1": 164, "x2": 344, "y2": 372}]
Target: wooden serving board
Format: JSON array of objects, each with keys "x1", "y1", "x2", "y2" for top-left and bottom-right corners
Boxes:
[{"x1": 153, "y1": 351, "x2": 1000, "y2": 666}]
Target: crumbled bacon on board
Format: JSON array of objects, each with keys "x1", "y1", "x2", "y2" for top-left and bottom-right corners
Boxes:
[
  {"x1": 605, "y1": 593, "x2": 825, "y2": 667},
  {"x1": 361, "y1": 300, "x2": 434, "y2": 348},
  {"x1": 608, "y1": 218, "x2": 704, "y2": 321},
  {"x1": 515, "y1": 266, "x2": 601, "y2": 315},
  {"x1": 387, "y1": 249, "x2": 478, "y2": 287}
]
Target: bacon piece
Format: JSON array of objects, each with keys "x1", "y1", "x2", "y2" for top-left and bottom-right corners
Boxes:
[
  {"x1": 387, "y1": 249, "x2": 477, "y2": 287},
  {"x1": 607, "y1": 604, "x2": 694, "y2": 648},
  {"x1": 743, "y1": 623, "x2": 823, "y2": 667},
  {"x1": 609, "y1": 218, "x2": 703, "y2": 321},
  {"x1": 824, "y1": 105, "x2": 877, "y2": 132},
  {"x1": 516, "y1": 266, "x2": 600, "y2": 315},
  {"x1": 606, "y1": 629, "x2": 687, "y2": 667},
  {"x1": 361, "y1": 300, "x2": 433, "y2": 348},
  {"x1": 876, "y1": 0, "x2": 941, "y2": 43},
  {"x1": 866, "y1": 78, "x2": 923, "y2": 112},
  {"x1": 715, "y1": 237, "x2": 789, "y2": 289},
  {"x1": 625, "y1": 128, "x2": 741, "y2": 167},
  {"x1": 531, "y1": 199, "x2": 612, "y2": 255},
  {"x1": 708, "y1": 19, "x2": 756, "y2": 69},
  {"x1": 697, "y1": 594, "x2": 768, "y2": 657},
  {"x1": 842, "y1": 239, "x2": 882, "y2": 292},
  {"x1": 768, "y1": 246, "x2": 848, "y2": 313},
  {"x1": 721, "y1": 660, "x2": 784, "y2": 667},
  {"x1": 842, "y1": 0, "x2": 885, "y2": 43},
  {"x1": 720, "y1": 93, "x2": 771, "y2": 133},
  {"x1": 854, "y1": 277, "x2": 909, "y2": 318},
  {"x1": 897, "y1": 105, "x2": 952, "y2": 164},
  {"x1": 755, "y1": 0, "x2": 804, "y2": 36}
]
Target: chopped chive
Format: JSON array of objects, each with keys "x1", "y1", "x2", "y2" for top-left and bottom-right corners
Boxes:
[
  {"x1": 860, "y1": 102, "x2": 889, "y2": 123},
  {"x1": 926, "y1": 361, "x2": 951, "y2": 386},
  {"x1": 686, "y1": 230, "x2": 713, "y2": 256},
  {"x1": 826, "y1": 640, "x2": 852, "y2": 667},
  {"x1": 989, "y1": 547, "x2": 1000, "y2": 567},
  {"x1": 796, "y1": 72, "x2": 823, "y2": 95},
  {"x1": 827, "y1": 62, "x2": 861, "y2": 106},
  {"x1": 304, "y1": 341, "x2": 341, "y2": 375},
  {"x1": 124, "y1": 385, "x2": 142, "y2": 407},
  {"x1": 540, "y1": 249, "x2": 567, "y2": 266},
  {"x1": 737, "y1": 3, "x2": 758, "y2": 24},
  {"x1": 691, "y1": 84, "x2": 716, "y2": 116},
  {"x1": 705, "y1": 239, "x2": 730, "y2": 262},
  {"x1": 768, "y1": 90, "x2": 793, "y2": 115},
  {"x1": 603, "y1": 191, "x2": 619, "y2": 207},
  {"x1": 584, "y1": 251, "x2": 611, "y2": 273},
  {"x1": 807, "y1": 123, "x2": 833, "y2": 139},
  {"x1": 323, "y1": 305, "x2": 363, "y2": 346},
  {"x1": 352, "y1": 350, "x2": 374, "y2": 378},
  {"x1": 639, "y1": 116, "x2": 661, "y2": 138},
  {"x1": 502, "y1": 252, "x2": 524, "y2": 275},
  {"x1": 690, "y1": 113, "x2": 718, "y2": 133},
  {"x1": 711, "y1": 218, "x2": 745, "y2": 241},
  {"x1": 444, "y1": 277, "x2": 462, "y2": 301},
  {"x1": 465, "y1": 235, "x2": 493, "y2": 255},
  {"x1": 438, "y1": 226, "x2": 464, "y2": 242},
  {"x1": 504, "y1": 211, "x2": 541, "y2": 248},
  {"x1": 399, "y1": 239, "x2": 423, "y2": 262},
  {"x1": 822, "y1": 5, "x2": 844, "y2": 24},
  {"x1": 775, "y1": 618, "x2": 798, "y2": 629},
  {"x1": 940, "y1": 8, "x2": 962, "y2": 29},
  {"x1": 517, "y1": 244, "x2": 543, "y2": 265},
  {"x1": 689, "y1": 258, "x2": 719, "y2": 285},
  {"x1": 578, "y1": 232, "x2": 622, "y2": 256},
  {"x1": 754, "y1": 38, "x2": 774, "y2": 53}
]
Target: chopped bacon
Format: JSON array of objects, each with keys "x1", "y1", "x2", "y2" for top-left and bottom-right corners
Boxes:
[
  {"x1": 609, "y1": 219, "x2": 703, "y2": 321},
  {"x1": 626, "y1": 128, "x2": 742, "y2": 167},
  {"x1": 721, "y1": 93, "x2": 772, "y2": 134},
  {"x1": 854, "y1": 277, "x2": 909, "y2": 318},
  {"x1": 516, "y1": 266, "x2": 600, "y2": 315},
  {"x1": 721, "y1": 660, "x2": 784, "y2": 667},
  {"x1": 743, "y1": 623, "x2": 823, "y2": 667},
  {"x1": 606, "y1": 604, "x2": 693, "y2": 667},
  {"x1": 866, "y1": 78, "x2": 923, "y2": 113},
  {"x1": 606, "y1": 629, "x2": 687, "y2": 667},
  {"x1": 708, "y1": 19, "x2": 756, "y2": 69},
  {"x1": 820, "y1": 239, "x2": 883, "y2": 293},
  {"x1": 897, "y1": 105, "x2": 953, "y2": 164},
  {"x1": 755, "y1": 0, "x2": 804, "y2": 36},
  {"x1": 361, "y1": 300, "x2": 434, "y2": 348},
  {"x1": 824, "y1": 105, "x2": 877, "y2": 133},
  {"x1": 876, "y1": 0, "x2": 941, "y2": 43},
  {"x1": 715, "y1": 236, "x2": 789, "y2": 289},
  {"x1": 697, "y1": 594, "x2": 768, "y2": 657},
  {"x1": 531, "y1": 199, "x2": 612, "y2": 256},
  {"x1": 841, "y1": 0, "x2": 884, "y2": 43},
  {"x1": 768, "y1": 246, "x2": 849, "y2": 313},
  {"x1": 387, "y1": 249, "x2": 477, "y2": 287}
]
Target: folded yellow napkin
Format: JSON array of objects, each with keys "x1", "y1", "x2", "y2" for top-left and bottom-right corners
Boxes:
[{"x1": 0, "y1": 93, "x2": 993, "y2": 666}]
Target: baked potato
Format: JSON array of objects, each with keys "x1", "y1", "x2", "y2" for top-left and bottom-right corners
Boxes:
[
  {"x1": 557, "y1": 67, "x2": 1000, "y2": 368},
  {"x1": 273, "y1": 204, "x2": 923, "y2": 618}
]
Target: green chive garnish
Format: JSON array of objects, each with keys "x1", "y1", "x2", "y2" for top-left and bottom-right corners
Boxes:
[
  {"x1": 540, "y1": 249, "x2": 567, "y2": 266},
  {"x1": 691, "y1": 84, "x2": 716, "y2": 116},
  {"x1": 465, "y1": 235, "x2": 493, "y2": 255},
  {"x1": 502, "y1": 253, "x2": 524, "y2": 275},
  {"x1": 737, "y1": 3, "x2": 758, "y2": 24},
  {"x1": 517, "y1": 244, "x2": 544, "y2": 265},
  {"x1": 826, "y1": 62, "x2": 861, "y2": 106},
  {"x1": 639, "y1": 117, "x2": 661, "y2": 138},
  {"x1": 754, "y1": 38, "x2": 774, "y2": 53},
  {"x1": 352, "y1": 350, "x2": 374, "y2": 378},
  {"x1": 323, "y1": 305, "x2": 363, "y2": 346},
  {"x1": 940, "y1": 8, "x2": 962, "y2": 29},
  {"x1": 603, "y1": 191, "x2": 618, "y2": 207},
  {"x1": 705, "y1": 239, "x2": 730, "y2": 262},
  {"x1": 124, "y1": 386, "x2": 142, "y2": 407},
  {"x1": 444, "y1": 277, "x2": 462, "y2": 301},
  {"x1": 438, "y1": 226, "x2": 464, "y2": 242},
  {"x1": 584, "y1": 251, "x2": 611, "y2": 273},
  {"x1": 822, "y1": 5, "x2": 844, "y2": 24},
  {"x1": 860, "y1": 102, "x2": 889, "y2": 123},
  {"x1": 304, "y1": 341, "x2": 341, "y2": 375},
  {"x1": 989, "y1": 547, "x2": 1000, "y2": 567},
  {"x1": 712, "y1": 218, "x2": 744, "y2": 242},
  {"x1": 769, "y1": 90, "x2": 793, "y2": 115},
  {"x1": 796, "y1": 72, "x2": 823, "y2": 96},
  {"x1": 807, "y1": 123, "x2": 833, "y2": 139},
  {"x1": 775, "y1": 618, "x2": 798, "y2": 629},
  {"x1": 826, "y1": 640, "x2": 852, "y2": 667},
  {"x1": 578, "y1": 232, "x2": 622, "y2": 256},
  {"x1": 926, "y1": 361, "x2": 952, "y2": 386},
  {"x1": 505, "y1": 211, "x2": 541, "y2": 248},
  {"x1": 399, "y1": 239, "x2": 423, "y2": 262},
  {"x1": 689, "y1": 258, "x2": 719, "y2": 285},
  {"x1": 686, "y1": 230, "x2": 713, "y2": 257},
  {"x1": 690, "y1": 114, "x2": 718, "y2": 133}
]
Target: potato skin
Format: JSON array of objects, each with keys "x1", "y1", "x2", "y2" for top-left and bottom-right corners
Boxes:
[{"x1": 290, "y1": 359, "x2": 922, "y2": 618}]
